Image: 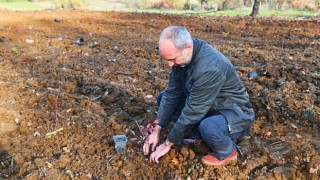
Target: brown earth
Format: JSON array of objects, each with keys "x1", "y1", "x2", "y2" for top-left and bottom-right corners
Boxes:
[{"x1": 0, "y1": 10, "x2": 319, "y2": 179}]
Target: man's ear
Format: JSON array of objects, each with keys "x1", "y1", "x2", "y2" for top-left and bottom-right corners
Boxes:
[
  {"x1": 185, "y1": 44, "x2": 192, "y2": 50},
  {"x1": 185, "y1": 44, "x2": 193, "y2": 56}
]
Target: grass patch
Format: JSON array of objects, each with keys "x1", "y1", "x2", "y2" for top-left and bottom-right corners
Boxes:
[
  {"x1": 0, "y1": 2, "x2": 45, "y2": 10},
  {"x1": 259, "y1": 10, "x2": 318, "y2": 17},
  {"x1": 136, "y1": 9, "x2": 318, "y2": 18},
  {"x1": 311, "y1": 72, "x2": 320, "y2": 78},
  {"x1": 81, "y1": 0, "x2": 127, "y2": 11}
]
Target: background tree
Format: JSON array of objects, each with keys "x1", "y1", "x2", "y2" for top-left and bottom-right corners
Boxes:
[
  {"x1": 199, "y1": 0, "x2": 208, "y2": 9},
  {"x1": 250, "y1": 0, "x2": 260, "y2": 17},
  {"x1": 243, "y1": 0, "x2": 251, "y2": 7}
]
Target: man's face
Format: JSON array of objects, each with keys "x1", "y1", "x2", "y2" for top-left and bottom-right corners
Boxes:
[{"x1": 159, "y1": 39, "x2": 192, "y2": 67}]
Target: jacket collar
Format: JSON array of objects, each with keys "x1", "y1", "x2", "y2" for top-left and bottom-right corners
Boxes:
[
  {"x1": 173, "y1": 38, "x2": 202, "y2": 76},
  {"x1": 183, "y1": 38, "x2": 201, "y2": 75},
  {"x1": 191, "y1": 38, "x2": 201, "y2": 62}
]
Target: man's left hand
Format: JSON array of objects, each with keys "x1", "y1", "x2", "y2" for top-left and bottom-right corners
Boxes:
[{"x1": 149, "y1": 139, "x2": 174, "y2": 163}]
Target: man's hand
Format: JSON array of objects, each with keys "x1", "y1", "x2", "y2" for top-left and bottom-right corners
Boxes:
[
  {"x1": 143, "y1": 125, "x2": 161, "y2": 156},
  {"x1": 149, "y1": 139, "x2": 174, "y2": 163}
]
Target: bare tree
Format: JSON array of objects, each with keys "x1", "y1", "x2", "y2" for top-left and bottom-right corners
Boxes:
[
  {"x1": 243, "y1": 0, "x2": 251, "y2": 7},
  {"x1": 199, "y1": 0, "x2": 209, "y2": 9},
  {"x1": 250, "y1": 0, "x2": 260, "y2": 17}
]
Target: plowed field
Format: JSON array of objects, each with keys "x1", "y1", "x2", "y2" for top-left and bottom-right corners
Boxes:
[{"x1": 0, "y1": 10, "x2": 319, "y2": 179}]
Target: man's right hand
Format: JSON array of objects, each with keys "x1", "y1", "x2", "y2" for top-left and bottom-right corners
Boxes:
[{"x1": 143, "y1": 125, "x2": 161, "y2": 155}]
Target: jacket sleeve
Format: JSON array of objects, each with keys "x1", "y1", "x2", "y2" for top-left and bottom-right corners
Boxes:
[
  {"x1": 167, "y1": 67, "x2": 226, "y2": 144},
  {"x1": 156, "y1": 68, "x2": 184, "y2": 127}
]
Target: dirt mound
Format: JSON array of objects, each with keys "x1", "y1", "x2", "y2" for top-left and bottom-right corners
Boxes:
[{"x1": 0, "y1": 10, "x2": 319, "y2": 179}]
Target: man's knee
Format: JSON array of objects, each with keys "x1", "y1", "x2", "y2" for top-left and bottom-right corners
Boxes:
[
  {"x1": 198, "y1": 120, "x2": 212, "y2": 137},
  {"x1": 199, "y1": 115, "x2": 228, "y2": 132},
  {"x1": 199, "y1": 117, "x2": 228, "y2": 141}
]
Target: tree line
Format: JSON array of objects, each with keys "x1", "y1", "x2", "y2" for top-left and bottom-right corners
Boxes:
[{"x1": 1, "y1": 0, "x2": 319, "y2": 16}]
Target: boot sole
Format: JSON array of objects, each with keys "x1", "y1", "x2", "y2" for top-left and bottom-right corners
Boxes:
[{"x1": 201, "y1": 156, "x2": 237, "y2": 167}]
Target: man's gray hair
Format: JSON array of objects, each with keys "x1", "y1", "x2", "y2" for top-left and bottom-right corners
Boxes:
[{"x1": 160, "y1": 26, "x2": 193, "y2": 51}]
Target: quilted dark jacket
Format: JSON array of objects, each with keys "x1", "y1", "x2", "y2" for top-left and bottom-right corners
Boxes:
[{"x1": 156, "y1": 38, "x2": 255, "y2": 144}]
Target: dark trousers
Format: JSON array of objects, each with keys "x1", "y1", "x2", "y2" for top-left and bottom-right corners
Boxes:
[{"x1": 157, "y1": 91, "x2": 248, "y2": 160}]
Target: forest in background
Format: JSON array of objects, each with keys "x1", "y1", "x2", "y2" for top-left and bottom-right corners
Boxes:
[{"x1": 0, "y1": 0, "x2": 319, "y2": 11}]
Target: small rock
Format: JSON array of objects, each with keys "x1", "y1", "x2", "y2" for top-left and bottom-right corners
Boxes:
[
  {"x1": 19, "y1": 121, "x2": 29, "y2": 133},
  {"x1": 62, "y1": 147, "x2": 70, "y2": 153},
  {"x1": 248, "y1": 70, "x2": 258, "y2": 80},
  {"x1": 102, "y1": 89, "x2": 119, "y2": 104},
  {"x1": 13, "y1": 153, "x2": 25, "y2": 167},
  {"x1": 30, "y1": 80, "x2": 39, "y2": 87},
  {"x1": 126, "y1": 106, "x2": 144, "y2": 115},
  {"x1": 72, "y1": 37, "x2": 84, "y2": 45},
  {"x1": 74, "y1": 64, "x2": 83, "y2": 71},
  {"x1": 180, "y1": 146, "x2": 189, "y2": 158},
  {"x1": 291, "y1": 124, "x2": 297, "y2": 129},
  {"x1": 295, "y1": 134, "x2": 302, "y2": 139},
  {"x1": 65, "y1": 83, "x2": 75, "y2": 93},
  {"x1": 21, "y1": 149, "x2": 32, "y2": 162},
  {"x1": 189, "y1": 149, "x2": 196, "y2": 159},
  {"x1": 25, "y1": 171, "x2": 38, "y2": 180},
  {"x1": 14, "y1": 118, "x2": 20, "y2": 124},
  {"x1": 46, "y1": 168, "x2": 64, "y2": 179},
  {"x1": 266, "y1": 66, "x2": 281, "y2": 78},
  {"x1": 34, "y1": 158, "x2": 45, "y2": 167},
  {"x1": 58, "y1": 154, "x2": 71, "y2": 167},
  {"x1": 113, "y1": 124, "x2": 122, "y2": 131},
  {"x1": 46, "y1": 161, "x2": 53, "y2": 168},
  {"x1": 117, "y1": 160, "x2": 123, "y2": 167},
  {"x1": 80, "y1": 99, "x2": 88, "y2": 106}
]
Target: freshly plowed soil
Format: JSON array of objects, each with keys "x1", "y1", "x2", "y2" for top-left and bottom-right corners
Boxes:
[{"x1": 0, "y1": 10, "x2": 319, "y2": 179}]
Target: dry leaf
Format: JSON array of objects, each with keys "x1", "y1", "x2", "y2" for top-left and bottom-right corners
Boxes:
[
  {"x1": 296, "y1": 134, "x2": 302, "y2": 139},
  {"x1": 45, "y1": 161, "x2": 53, "y2": 168},
  {"x1": 171, "y1": 157, "x2": 179, "y2": 165},
  {"x1": 267, "y1": 132, "x2": 272, "y2": 136},
  {"x1": 291, "y1": 124, "x2": 297, "y2": 129}
]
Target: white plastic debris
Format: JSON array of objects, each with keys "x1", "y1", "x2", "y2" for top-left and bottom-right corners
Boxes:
[
  {"x1": 145, "y1": 95, "x2": 153, "y2": 99},
  {"x1": 34, "y1": 131, "x2": 41, "y2": 137},
  {"x1": 14, "y1": 118, "x2": 20, "y2": 124},
  {"x1": 25, "y1": 39, "x2": 34, "y2": 44},
  {"x1": 113, "y1": 135, "x2": 128, "y2": 152},
  {"x1": 309, "y1": 165, "x2": 319, "y2": 174},
  {"x1": 57, "y1": 35, "x2": 63, "y2": 41}
]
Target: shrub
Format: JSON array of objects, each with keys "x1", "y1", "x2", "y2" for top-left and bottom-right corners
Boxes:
[
  {"x1": 292, "y1": 0, "x2": 318, "y2": 10},
  {"x1": 150, "y1": 0, "x2": 174, "y2": 9},
  {"x1": 53, "y1": 0, "x2": 84, "y2": 9},
  {"x1": 301, "y1": 107, "x2": 316, "y2": 119}
]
